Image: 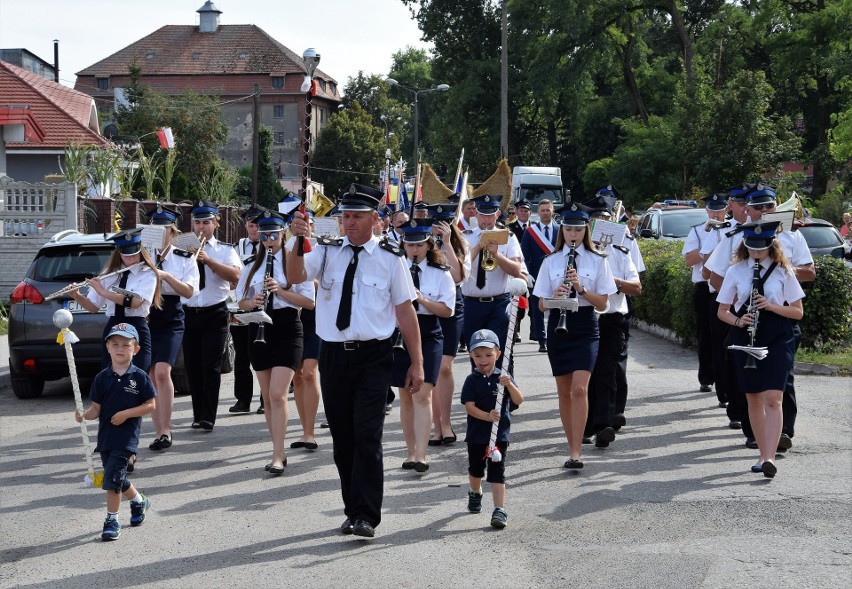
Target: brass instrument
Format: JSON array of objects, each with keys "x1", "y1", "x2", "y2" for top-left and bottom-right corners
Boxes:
[
  {"x1": 254, "y1": 248, "x2": 275, "y2": 345},
  {"x1": 776, "y1": 191, "x2": 803, "y2": 220},
  {"x1": 704, "y1": 219, "x2": 729, "y2": 232},
  {"x1": 729, "y1": 259, "x2": 769, "y2": 367},
  {"x1": 44, "y1": 261, "x2": 147, "y2": 301},
  {"x1": 478, "y1": 229, "x2": 509, "y2": 272},
  {"x1": 308, "y1": 191, "x2": 336, "y2": 217},
  {"x1": 552, "y1": 240, "x2": 579, "y2": 335}
]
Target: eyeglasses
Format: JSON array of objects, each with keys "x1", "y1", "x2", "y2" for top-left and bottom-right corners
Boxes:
[
  {"x1": 750, "y1": 203, "x2": 775, "y2": 211},
  {"x1": 259, "y1": 232, "x2": 281, "y2": 242}
]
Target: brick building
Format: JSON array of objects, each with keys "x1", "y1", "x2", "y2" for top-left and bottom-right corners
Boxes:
[{"x1": 74, "y1": 1, "x2": 341, "y2": 179}]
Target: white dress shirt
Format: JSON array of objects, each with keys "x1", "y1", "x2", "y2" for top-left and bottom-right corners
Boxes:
[
  {"x1": 87, "y1": 263, "x2": 157, "y2": 318},
  {"x1": 717, "y1": 257, "x2": 805, "y2": 309},
  {"x1": 155, "y1": 247, "x2": 200, "y2": 299},
  {"x1": 408, "y1": 258, "x2": 456, "y2": 316},
  {"x1": 682, "y1": 222, "x2": 722, "y2": 283},
  {"x1": 183, "y1": 237, "x2": 241, "y2": 308},
  {"x1": 533, "y1": 243, "x2": 617, "y2": 307},
  {"x1": 602, "y1": 245, "x2": 639, "y2": 314},
  {"x1": 460, "y1": 230, "x2": 522, "y2": 297},
  {"x1": 236, "y1": 248, "x2": 315, "y2": 310}
]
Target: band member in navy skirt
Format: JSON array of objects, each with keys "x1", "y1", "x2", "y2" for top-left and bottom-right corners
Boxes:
[
  {"x1": 427, "y1": 202, "x2": 470, "y2": 446},
  {"x1": 237, "y1": 210, "x2": 315, "y2": 475},
  {"x1": 717, "y1": 220, "x2": 804, "y2": 479},
  {"x1": 392, "y1": 218, "x2": 456, "y2": 472},
  {"x1": 146, "y1": 204, "x2": 199, "y2": 451},
  {"x1": 69, "y1": 227, "x2": 161, "y2": 374},
  {"x1": 532, "y1": 204, "x2": 616, "y2": 470}
]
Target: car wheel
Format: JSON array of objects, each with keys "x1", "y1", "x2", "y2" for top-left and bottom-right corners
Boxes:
[
  {"x1": 11, "y1": 374, "x2": 45, "y2": 399},
  {"x1": 220, "y1": 331, "x2": 235, "y2": 374}
]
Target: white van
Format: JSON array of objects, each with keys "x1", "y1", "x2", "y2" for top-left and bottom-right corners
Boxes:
[{"x1": 511, "y1": 166, "x2": 565, "y2": 220}]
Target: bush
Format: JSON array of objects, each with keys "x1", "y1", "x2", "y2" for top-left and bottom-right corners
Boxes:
[
  {"x1": 633, "y1": 239, "x2": 852, "y2": 353},
  {"x1": 800, "y1": 256, "x2": 852, "y2": 352}
]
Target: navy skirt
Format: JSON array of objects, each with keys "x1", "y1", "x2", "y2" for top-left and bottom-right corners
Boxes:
[
  {"x1": 101, "y1": 315, "x2": 151, "y2": 373},
  {"x1": 248, "y1": 307, "x2": 304, "y2": 371},
  {"x1": 731, "y1": 311, "x2": 794, "y2": 393},
  {"x1": 300, "y1": 308, "x2": 320, "y2": 360},
  {"x1": 439, "y1": 285, "x2": 464, "y2": 357},
  {"x1": 391, "y1": 314, "x2": 443, "y2": 386},
  {"x1": 149, "y1": 296, "x2": 185, "y2": 366},
  {"x1": 545, "y1": 306, "x2": 600, "y2": 376}
]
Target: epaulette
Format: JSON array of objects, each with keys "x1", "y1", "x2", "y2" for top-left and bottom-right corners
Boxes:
[
  {"x1": 241, "y1": 254, "x2": 257, "y2": 266},
  {"x1": 172, "y1": 248, "x2": 193, "y2": 258},
  {"x1": 624, "y1": 233, "x2": 635, "y2": 241},
  {"x1": 613, "y1": 244, "x2": 630, "y2": 255},
  {"x1": 316, "y1": 236, "x2": 343, "y2": 246},
  {"x1": 379, "y1": 238, "x2": 404, "y2": 256},
  {"x1": 589, "y1": 247, "x2": 608, "y2": 257},
  {"x1": 427, "y1": 260, "x2": 450, "y2": 270},
  {"x1": 219, "y1": 242, "x2": 235, "y2": 248}
]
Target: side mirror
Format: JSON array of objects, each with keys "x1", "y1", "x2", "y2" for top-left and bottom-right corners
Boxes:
[{"x1": 639, "y1": 228, "x2": 654, "y2": 239}]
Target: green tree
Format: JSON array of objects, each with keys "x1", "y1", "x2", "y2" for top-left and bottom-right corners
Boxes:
[
  {"x1": 234, "y1": 126, "x2": 286, "y2": 209},
  {"x1": 311, "y1": 101, "x2": 386, "y2": 197}
]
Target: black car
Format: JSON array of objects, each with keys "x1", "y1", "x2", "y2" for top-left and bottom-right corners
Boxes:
[
  {"x1": 793, "y1": 218, "x2": 851, "y2": 259},
  {"x1": 8, "y1": 230, "x2": 232, "y2": 399},
  {"x1": 637, "y1": 207, "x2": 709, "y2": 241}
]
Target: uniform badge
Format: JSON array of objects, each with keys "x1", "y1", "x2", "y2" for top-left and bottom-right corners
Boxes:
[{"x1": 349, "y1": 184, "x2": 357, "y2": 196}]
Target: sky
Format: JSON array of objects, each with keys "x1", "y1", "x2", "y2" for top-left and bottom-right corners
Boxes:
[{"x1": 0, "y1": 0, "x2": 431, "y2": 92}]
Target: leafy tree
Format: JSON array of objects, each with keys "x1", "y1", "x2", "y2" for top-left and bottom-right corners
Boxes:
[
  {"x1": 311, "y1": 101, "x2": 386, "y2": 197},
  {"x1": 234, "y1": 125, "x2": 286, "y2": 209}
]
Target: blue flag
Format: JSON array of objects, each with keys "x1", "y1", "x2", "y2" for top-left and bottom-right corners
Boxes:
[{"x1": 398, "y1": 177, "x2": 410, "y2": 212}]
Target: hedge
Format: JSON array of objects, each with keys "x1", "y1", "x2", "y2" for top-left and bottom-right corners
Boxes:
[{"x1": 632, "y1": 240, "x2": 852, "y2": 353}]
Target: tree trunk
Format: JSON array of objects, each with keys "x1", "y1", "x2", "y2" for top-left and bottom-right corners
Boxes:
[
  {"x1": 666, "y1": 0, "x2": 694, "y2": 82},
  {"x1": 620, "y1": 20, "x2": 649, "y2": 124}
]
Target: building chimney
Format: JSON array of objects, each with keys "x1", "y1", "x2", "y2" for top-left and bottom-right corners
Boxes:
[
  {"x1": 197, "y1": 1, "x2": 222, "y2": 33},
  {"x1": 53, "y1": 40, "x2": 59, "y2": 83}
]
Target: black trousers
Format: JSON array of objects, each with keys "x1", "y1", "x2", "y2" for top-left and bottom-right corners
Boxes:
[
  {"x1": 319, "y1": 338, "x2": 393, "y2": 528},
  {"x1": 783, "y1": 323, "x2": 802, "y2": 437},
  {"x1": 710, "y1": 302, "x2": 742, "y2": 424},
  {"x1": 723, "y1": 326, "x2": 754, "y2": 439},
  {"x1": 693, "y1": 282, "x2": 715, "y2": 387},
  {"x1": 231, "y1": 325, "x2": 257, "y2": 406},
  {"x1": 183, "y1": 302, "x2": 229, "y2": 425},
  {"x1": 586, "y1": 312, "x2": 626, "y2": 435},
  {"x1": 614, "y1": 297, "x2": 632, "y2": 415}
]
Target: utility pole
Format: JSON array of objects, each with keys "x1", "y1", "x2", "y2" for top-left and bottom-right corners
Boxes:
[
  {"x1": 251, "y1": 84, "x2": 260, "y2": 205},
  {"x1": 500, "y1": 0, "x2": 508, "y2": 159}
]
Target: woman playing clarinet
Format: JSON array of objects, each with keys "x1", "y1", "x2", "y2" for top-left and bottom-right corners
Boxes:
[
  {"x1": 393, "y1": 218, "x2": 456, "y2": 473},
  {"x1": 532, "y1": 204, "x2": 616, "y2": 470},
  {"x1": 716, "y1": 220, "x2": 804, "y2": 478},
  {"x1": 236, "y1": 211, "x2": 315, "y2": 475}
]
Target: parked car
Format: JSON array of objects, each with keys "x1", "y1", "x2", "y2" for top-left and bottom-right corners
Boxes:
[
  {"x1": 637, "y1": 207, "x2": 709, "y2": 241},
  {"x1": 793, "y1": 218, "x2": 851, "y2": 259},
  {"x1": 8, "y1": 230, "x2": 233, "y2": 399}
]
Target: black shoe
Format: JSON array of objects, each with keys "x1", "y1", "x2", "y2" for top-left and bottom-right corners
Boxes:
[
  {"x1": 340, "y1": 518, "x2": 354, "y2": 535},
  {"x1": 352, "y1": 519, "x2": 375, "y2": 538},
  {"x1": 148, "y1": 434, "x2": 172, "y2": 451},
  {"x1": 126, "y1": 453, "x2": 137, "y2": 473},
  {"x1": 385, "y1": 403, "x2": 393, "y2": 414},
  {"x1": 612, "y1": 414, "x2": 626, "y2": 429},
  {"x1": 729, "y1": 420, "x2": 742, "y2": 430},
  {"x1": 229, "y1": 402, "x2": 250, "y2": 413},
  {"x1": 256, "y1": 405, "x2": 265, "y2": 415},
  {"x1": 582, "y1": 436, "x2": 593, "y2": 445},
  {"x1": 745, "y1": 438, "x2": 759, "y2": 450},
  {"x1": 777, "y1": 433, "x2": 793, "y2": 452},
  {"x1": 538, "y1": 343, "x2": 548, "y2": 353},
  {"x1": 442, "y1": 430, "x2": 457, "y2": 445},
  {"x1": 718, "y1": 401, "x2": 728, "y2": 408},
  {"x1": 320, "y1": 422, "x2": 330, "y2": 428},
  {"x1": 513, "y1": 334, "x2": 522, "y2": 343},
  {"x1": 762, "y1": 461, "x2": 777, "y2": 478},
  {"x1": 199, "y1": 421, "x2": 214, "y2": 431},
  {"x1": 595, "y1": 427, "x2": 616, "y2": 448},
  {"x1": 191, "y1": 421, "x2": 201, "y2": 429},
  {"x1": 428, "y1": 437, "x2": 443, "y2": 447},
  {"x1": 402, "y1": 461, "x2": 416, "y2": 470},
  {"x1": 414, "y1": 461, "x2": 429, "y2": 473},
  {"x1": 564, "y1": 459, "x2": 584, "y2": 470},
  {"x1": 699, "y1": 384, "x2": 712, "y2": 393},
  {"x1": 458, "y1": 342, "x2": 467, "y2": 353}
]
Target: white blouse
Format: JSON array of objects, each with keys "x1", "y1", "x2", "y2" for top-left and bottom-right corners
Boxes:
[
  {"x1": 407, "y1": 258, "x2": 456, "y2": 316},
  {"x1": 533, "y1": 243, "x2": 617, "y2": 307},
  {"x1": 717, "y1": 257, "x2": 805, "y2": 310},
  {"x1": 87, "y1": 263, "x2": 157, "y2": 318},
  {"x1": 236, "y1": 248, "x2": 315, "y2": 311}
]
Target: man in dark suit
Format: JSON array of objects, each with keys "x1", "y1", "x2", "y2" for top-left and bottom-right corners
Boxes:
[
  {"x1": 507, "y1": 199, "x2": 531, "y2": 242},
  {"x1": 520, "y1": 199, "x2": 558, "y2": 352}
]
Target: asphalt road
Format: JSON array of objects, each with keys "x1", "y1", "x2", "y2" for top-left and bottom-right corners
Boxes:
[{"x1": 1, "y1": 329, "x2": 850, "y2": 589}]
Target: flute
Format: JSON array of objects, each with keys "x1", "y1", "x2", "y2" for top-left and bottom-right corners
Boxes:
[{"x1": 44, "y1": 261, "x2": 147, "y2": 301}]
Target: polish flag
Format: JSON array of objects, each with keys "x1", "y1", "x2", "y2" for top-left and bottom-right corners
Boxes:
[{"x1": 157, "y1": 127, "x2": 175, "y2": 149}]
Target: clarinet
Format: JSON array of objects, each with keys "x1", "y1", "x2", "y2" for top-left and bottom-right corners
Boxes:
[
  {"x1": 254, "y1": 248, "x2": 275, "y2": 345},
  {"x1": 554, "y1": 241, "x2": 577, "y2": 335},
  {"x1": 743, "y1": 259, "x2": 762, "y2": 369}
]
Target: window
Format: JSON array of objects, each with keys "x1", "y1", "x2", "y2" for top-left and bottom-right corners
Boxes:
[
  {"x1": 96, "y1": 78, "x2": 109, "y2": 91},
  {"x1": 273, "y1": 132, "x2": 285, "y2": 144},
  {"x1": 273, "y1": 105, "x2": 284, "y2": 118},
  {"x1": 329, "y1": 82, "x2": 337, "y2": 95},
  {"x1": 271, "y1": 76, "x2": 284, "y2": 89},
  {"x1": 319, "y1": 80, "x2": 327, "y2": 93}
]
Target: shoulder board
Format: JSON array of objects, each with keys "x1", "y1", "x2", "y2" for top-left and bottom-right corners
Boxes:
[
  {"x1": 378, "y1": 238, "x2": 404, "y2": 256},
  {"x1": 589, "y1": 248, "x2": 608, "y2": 257},
  {"x1": 219, "y1": 242, "x2": 235, "y2": 248},
  {"x1": 427, "y1": 261, "x2": 450, "y2": 270},
  {"x1": 624, "y1": 233, "x2": 635, "y2": 241},
  {"x1": 316, "y1": 236, "x2": 343, "y2": 246},
  {"x1": 172, "y1": 248, "x2": 193, "y2": 258},
  {"x1": 691, "y1": 221, "x2": 704, "y2": 229},
  {"x1": 241, "y1": 254, "x2": 257, "y2": 265},
  {"x1": 613, "y1": 245, "x2": 630, "y2": 254}
]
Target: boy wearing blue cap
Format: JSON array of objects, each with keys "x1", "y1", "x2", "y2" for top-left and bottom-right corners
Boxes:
[
  {"x1": 461, "y1": 329, "x2": 524, "y2": 529},
  {"x1": 74, "y1": 323, "x2": 157, "y2": 540}
]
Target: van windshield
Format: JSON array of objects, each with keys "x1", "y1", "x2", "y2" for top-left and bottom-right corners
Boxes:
[{"x1": 519, "y1": 186, "x2": 563, "y2": 206}]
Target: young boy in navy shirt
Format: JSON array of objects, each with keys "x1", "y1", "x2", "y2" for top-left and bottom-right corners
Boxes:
[
  {"x1": 461, "y1": 329, "x2": 524, "y2": 529},
  {"x1": 75, "y1": 323, "x2": 156, "y2": 541}
]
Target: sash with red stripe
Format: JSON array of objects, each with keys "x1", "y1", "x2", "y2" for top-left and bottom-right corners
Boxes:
[{"x1": 528, "y1": 223, "x2": 555, "y2": 255}]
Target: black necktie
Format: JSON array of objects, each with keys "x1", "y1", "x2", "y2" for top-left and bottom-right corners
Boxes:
[
  {"x1": 476, "y1": 250, "x2": 487, "y2": 289},
  {"x1": 410, "y1": 263, "x2": 421, "y2": 311},
  {"x1": 156, "y1": 251, "x2": 164, "y2": 270},
  {"x1": 197, "y1": 260, "x2": 206, "y2": 290},
  {"x1": 544, "y1": 225, "x2": 550, "y2": 241},
  {"x1": 250, "y1": 241, "x2": 258, "y2": 255},
  {"x1": 115, "y1": 270, "x2": 129, "y2": 319},
  {"x1": 336, "y1": 245, "x2": 363, "y2": 331}
]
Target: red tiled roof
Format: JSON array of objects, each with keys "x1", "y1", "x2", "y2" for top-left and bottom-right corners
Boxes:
[
  {"x1": 0, "y1": 60, "x2": 105, "y2": 149},
  {"x1": 77, "y1": 25, "x2": 337, "y2": 84}
]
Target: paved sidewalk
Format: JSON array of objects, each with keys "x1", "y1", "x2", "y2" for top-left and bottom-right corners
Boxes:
[{"x1": 0, "y1": 334, "x2": 8, "y2": 390}]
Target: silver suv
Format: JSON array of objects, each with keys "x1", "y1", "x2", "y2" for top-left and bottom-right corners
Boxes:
[
  {"x1": 637, "y1": 207, "x2": 709, "y2": 240},
  {"x1": 8, "y1": 230, "x2": 233, "y2": 399}
]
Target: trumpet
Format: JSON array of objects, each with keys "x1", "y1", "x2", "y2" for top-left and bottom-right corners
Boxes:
[
  {"x1": 704, "y1": 219, "x2": 729, "y2": 232},
  {"x1": 481, "y1": 247, "x2": 497, "y2": 272},
  {"x1": 254, "y1": 248, "x2": 275, "y2": 344},
  {"x1": 554, "y1": 240, "x2": 578, "y2": 335},
  {"x1": 44, "y1": 261, "x2": 146, "y2": 301}
]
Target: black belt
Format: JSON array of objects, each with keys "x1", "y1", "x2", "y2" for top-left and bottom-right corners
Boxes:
[
  {"x1": 465, "y1": 293, "x2": 510, "y2": 303},
  {"x1": 323, "y1": 338, "x2": 391, "y2": 351},
  {"x1": 185, "y1": 300, "x2": 227, "y2": 313}
]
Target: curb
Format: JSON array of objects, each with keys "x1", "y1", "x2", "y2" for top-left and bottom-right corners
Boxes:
[
  {"x1": 0, "y1": 369, "x2": 9, "y2": 390},
  {"x1": 631, "y1": 320, "x2": 842, "y2": 377}
]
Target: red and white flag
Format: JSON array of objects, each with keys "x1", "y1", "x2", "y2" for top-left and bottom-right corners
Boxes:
[{"x1": 156, "y1": 127, "x2": 175, "y2": 149}]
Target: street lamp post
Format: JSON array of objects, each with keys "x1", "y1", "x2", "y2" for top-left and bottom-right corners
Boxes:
[{"x1": 385, "y1": 79, "x2": 449, "y2": 188}]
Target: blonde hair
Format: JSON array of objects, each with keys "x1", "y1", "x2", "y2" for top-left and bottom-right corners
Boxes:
[{"x1": 733, "y1": 239, "x2": 793, "y2": 271}]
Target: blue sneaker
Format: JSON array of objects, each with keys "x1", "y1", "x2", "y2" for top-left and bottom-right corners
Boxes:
[
  {"x1": 130, "y1": 495, "x2": 150, "y2": 526},
  {"x1": 467, "y1": 490, "x2": 483, "y2": 513},
  {"x1": 490, "y1": 507, "x2": 508, "y2": 529},
  {"x1": 102, "y1": 518, "x2": 121, "y2": 541}
]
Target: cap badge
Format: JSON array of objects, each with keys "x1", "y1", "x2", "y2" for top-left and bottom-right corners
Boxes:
[
  {"x1": 410, "y1": 220, "x2": 417, "y2": 227},
  {"x1": 571, "y1": 203, "x2": 577, "y2": 211},
  {"x1": 484, "y1": 196, "x2": 491, "y2": 203},
  {"x1": 349, "y1": 184, "x2": 357, "y2": 196},
  {"x1": 754, "y1": 226, "x2": 763, "y2": 235},
  {"x1": 436, "y1": 206, "x2": 443, "y2": 213},
  {"x1": 263, "y1": 210, "x2": 271, "y2": 218},
  {"x1": 156, "y1": 205, "x2": 163, "y2": 213}
]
